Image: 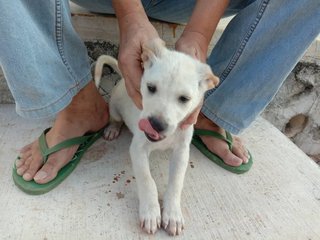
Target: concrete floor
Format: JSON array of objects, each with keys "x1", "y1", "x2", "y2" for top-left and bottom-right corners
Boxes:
[{"x1": 1, "y1": 104, "x2": 320, "y2": 239}]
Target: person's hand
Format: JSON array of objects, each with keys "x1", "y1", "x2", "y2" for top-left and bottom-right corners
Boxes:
[
  {"x1": 180, "y1": 101, "x2": 203, "y2": 130},
  {"x1": 176, "y1": 31, "x2": 210, "y2": 129},
  {"x1": 117, "y1": 12, "x2": 160, "y2": 109},
  {"x1": 175, "y1": 30, "x2": 209, "y2": 63}
]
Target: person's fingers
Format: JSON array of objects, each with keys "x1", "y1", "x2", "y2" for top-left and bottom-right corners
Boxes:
[
  {"x1": 175, "y1": 31, "x2": 209, "y2": 63},
  {"x1": 180, "y1": 102, "x2": 203, "y2": 130},
  {"x1": 124, "y1": 77, "x2": 143, "y2": 109},
  {"x1": 118, "y1": 52, "x2": 144, "y2": 109},
  {"x1": 188, "y1": 106, "x2": 202, "y2": 125},
  {"x1": 177, "y1": 43, "x2": 205, "y2": 63},
  {"x1": 117, "y1": 13, "x2": 160, "y2": 109}
]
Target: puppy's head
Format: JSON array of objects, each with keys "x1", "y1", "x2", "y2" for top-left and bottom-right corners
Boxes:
[{"x1": 138, "y1": 38, "x2": 219, "y2": 142}]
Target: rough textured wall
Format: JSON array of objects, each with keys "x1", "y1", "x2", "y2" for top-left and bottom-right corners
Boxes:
[
  {"x1": 0, "y1": 68, "x2": 14, "y2": 103},
  {"x1": 262, "y1": 62, "x2": 320, "y2": 157}
]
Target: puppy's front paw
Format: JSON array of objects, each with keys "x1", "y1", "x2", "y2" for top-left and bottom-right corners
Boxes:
[
  {"x1": 139, "y1": 202, "x2": 161, "y2": 234},
  {"x1": 162, "y1": 205, "x2": 185, "y2": 236}
]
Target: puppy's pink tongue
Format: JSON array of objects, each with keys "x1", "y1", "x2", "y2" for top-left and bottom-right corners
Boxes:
[{"x1": 138, "y1": 119, "x2": 160, "y2": 140}]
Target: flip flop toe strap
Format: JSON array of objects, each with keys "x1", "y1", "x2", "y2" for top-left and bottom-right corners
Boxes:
[
  {"x1": 38, "y1": 128, "x2": 99, "y2": 164},
  {"x1": 193, "y1": 129, "x2": 233, "y2": 150}
]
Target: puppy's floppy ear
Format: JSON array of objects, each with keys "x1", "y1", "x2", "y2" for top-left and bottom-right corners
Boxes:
[
  {"x1": 204, "y1": 72, "x2": 219, "y2": 90},
  {"x1": 198, "y1": 64, "x2": 220, "y2": 90},
  {"x1": 141, "y1": 38, "x2": 166, "y2": 69}
]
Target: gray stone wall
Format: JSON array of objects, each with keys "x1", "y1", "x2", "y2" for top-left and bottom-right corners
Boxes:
[
  {"x1": 0, "y1": 68, "x2": 14, "y2": 103},
  {"x1": 262, "y1": 62, "x2": 320, "y2": 157}
]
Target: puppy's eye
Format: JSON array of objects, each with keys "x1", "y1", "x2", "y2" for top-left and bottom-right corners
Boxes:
[
  {"x1": 178, "y1": 95, "x2": 190, "y2": 103},
  {"x1": 147, "y1": 84, "x2": 157, "y2": 94}
]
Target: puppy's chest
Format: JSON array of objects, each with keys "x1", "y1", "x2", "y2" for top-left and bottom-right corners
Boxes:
[
  {"x1": 145, "y1": 130, "x2": 193, "y2": 154},
  {"x1": 147, "y1": 135, "x2": 177, "y2": 152}
]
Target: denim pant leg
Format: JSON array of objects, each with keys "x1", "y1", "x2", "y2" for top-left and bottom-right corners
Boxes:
[
  {"x1": 139, "y1": 0, "x2": 319, "y2": 134},
  {"x1": 0, "y1": 0, "x2": 91, "y2": 119},
  {"x1": 73, "y1": 0, "x2": 320, "y2": 135},
  {"x1": 204, "y1": 0, "x2": 320, "y2": 134}
]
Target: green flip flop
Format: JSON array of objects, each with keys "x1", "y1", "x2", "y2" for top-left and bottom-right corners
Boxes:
[
  {"x1": 12, "y1": 127, "x2": 104, "y2": 195},
  {"x1": 192, "y1": 129, "x2": 253, "y2": 174}
]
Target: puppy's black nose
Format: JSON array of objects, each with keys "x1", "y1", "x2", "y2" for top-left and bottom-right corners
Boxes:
[{"x1": 148, "y1": 116, "x2": 168, "y2": 133}]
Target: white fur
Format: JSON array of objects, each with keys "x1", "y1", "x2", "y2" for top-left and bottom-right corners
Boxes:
[{"x1": 94, "y1": 39, "x2": 219, "y2": 236}]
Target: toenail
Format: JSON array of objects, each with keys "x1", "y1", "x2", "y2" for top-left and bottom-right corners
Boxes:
[
  {"x1": 34, "y1": 171, "x2": 47, "y2": 181},
  {"x1": 232, "y1": 157, "x2": 242, "y2": 166},
  {"x1": 17, "y1": 168, "x2": 24, "y2": 175},
  {"x1": 23, "y1": 173, "x2": 31, "y2": 180},
  {"x1": 15, "y1": 160, "x2": 23, "y2": 167}
]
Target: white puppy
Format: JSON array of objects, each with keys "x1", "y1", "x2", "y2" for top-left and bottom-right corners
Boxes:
[{"x1": 94, "y1": 39, "x2": 219, "y2": 236}]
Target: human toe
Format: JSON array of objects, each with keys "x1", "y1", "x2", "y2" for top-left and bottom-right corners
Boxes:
[
  {"x1": 231, "y1": 145, "x2": 249, "y2": 164},
  {"x1": 232, "y1": 138, "x2": 249, "y2": 164},
  {"x1": 20, "y1": 143, "x2": 32, "y2": 152},
  {"x1": 16, "y1": 150, "x2": 29, "y2": 163},
  {"x1": 243, "y1": 150, "x2": 250, "y2": 164},
  {"x1": 34, "y1": 170, "x2": 50, "y2": 183},
  {"x1": 19, "y1": 150, "x2": 32, "y2": 160},
  {"x1": 222, "y1": 151, "x2": 243, "y2": 167},
  {"x1": 16, "y1": 164, "x2": 28, "y2": 176},
  {"x1": 23, "y1": 160, "x2": 43, "y2": 181},
  {"x1": 16, "y1": 145, "x2": 33, "y2": 168},
  {"x1": 33, "y1": 160, "x2": 59, "y2": 184},
  {"x1": 22, "y1": 172, "x2": 33, "y2": 181},
  {"x1": 15, "y1": 157, "x2": 24, "y2": 168}
]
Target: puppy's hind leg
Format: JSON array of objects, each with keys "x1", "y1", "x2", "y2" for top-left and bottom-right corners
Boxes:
[
  {"x1": 104, "y1": 120, "x2": 123, "y2": 141},
  {"x1": 103, "y1": 102, "x2": 123, "y2": 141},
  {"x1": 94, "y1": 55, "x2": 124, "y2": 140}
]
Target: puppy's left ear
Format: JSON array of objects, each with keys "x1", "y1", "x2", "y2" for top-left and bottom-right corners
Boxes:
[
  {"x1": 199, "y1": 64, "x2": 220, "y2": 90},
  {"x1": 141, "y1": 38, "x2": 166, "y2": 69}
]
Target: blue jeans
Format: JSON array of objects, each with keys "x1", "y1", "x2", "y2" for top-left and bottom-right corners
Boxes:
[{"x1": 0, "y1": 0, "x2": 319, "y2": 134}]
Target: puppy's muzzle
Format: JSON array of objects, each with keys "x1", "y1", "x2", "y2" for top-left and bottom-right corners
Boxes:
[{"x1": 138, "y1": 116, "x2": 168, "y2": 142}]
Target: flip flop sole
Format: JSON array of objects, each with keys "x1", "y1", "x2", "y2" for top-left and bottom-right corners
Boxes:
[{"x1": 12, "y1": 129, "x2": 103, "y2": 195}]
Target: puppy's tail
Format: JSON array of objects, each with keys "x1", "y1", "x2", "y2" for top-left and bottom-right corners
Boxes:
[{"x1": 94, "y1": 55, "x2": 122, "y2": 88}]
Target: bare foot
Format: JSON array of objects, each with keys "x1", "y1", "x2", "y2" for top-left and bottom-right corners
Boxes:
[
  {"x1": 194, "y1": 113, "x2": 249, "y2": 166},
  {"x1": 15, "y1": 81, "x2": 109, "y2": 184}
]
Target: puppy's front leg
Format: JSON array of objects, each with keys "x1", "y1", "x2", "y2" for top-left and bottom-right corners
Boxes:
[
  {"x1": 130, "y1": 137, "x2": 161, "y2": 234},
  {"x1": 162, "y1": 134, "x2": 190, "y2": 236}
]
